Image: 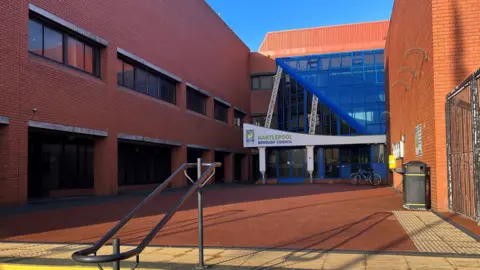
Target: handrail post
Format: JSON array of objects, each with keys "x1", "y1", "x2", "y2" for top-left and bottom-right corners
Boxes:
[
  {"x1": 196, "y1": 158, "x2": 206, "y2": 269},
  {"x1": 113, "y1": 238, "x2": 120, "y2": 270}
]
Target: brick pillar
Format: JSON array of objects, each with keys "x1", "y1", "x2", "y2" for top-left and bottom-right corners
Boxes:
[
  {"x1": 171, "y1": 145, "x2": 187, "y2": 188},
  {"x1": 224, "y1": 152, "x2": 234, "y2": 183},
  {"x1": 202, "y1": 149, "x2": 215, "y2": 184},
  {"x1": 0, "y1": 123, "x2": 28, "y2": 205},
  {"x1": 94, "y1": 136, "x2": 118, "y2": 196},
  {"x1": 242, "y1": 154, "x2": 250, "y2": 182}
]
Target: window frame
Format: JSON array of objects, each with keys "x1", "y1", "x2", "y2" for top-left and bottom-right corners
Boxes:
[
  {"x1": 234, "y1": 109, "x2": 246, "y2": 127},
  {"x1": 251, "y1": 74, "x2": 275, "y2": 90},
  {"x1": 186, "y1": 87, "x2": 208, "y2": 115},
  {"x1": 117, "y1": 56, "x2": 177, "y2": 105},
  {"x1": 214, "y1": 100, "x2": 229, "y2": 123},
  {"x1": 28, "y1": 16, "x2": 102, "y2": 77}
]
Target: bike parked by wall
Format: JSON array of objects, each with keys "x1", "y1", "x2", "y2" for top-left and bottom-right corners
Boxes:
[{"x1": 349, "y1": 168, "x2": 382, "y2": 186}]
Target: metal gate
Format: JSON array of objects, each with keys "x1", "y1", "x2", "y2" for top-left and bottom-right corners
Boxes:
[{"x1": 446, "y1": 70, "x2": 480, "y2": 223}]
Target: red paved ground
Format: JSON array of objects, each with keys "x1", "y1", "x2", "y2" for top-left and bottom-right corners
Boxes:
[{"x1": 0, "y1": 185, "x2": 417, "y2": 252}]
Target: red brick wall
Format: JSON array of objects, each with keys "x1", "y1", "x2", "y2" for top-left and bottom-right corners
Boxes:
[
  {"x1": 387, "y1": 0, "x2": 480, "y2": 211},
  {"x1": 0, "y1": 0, "x2": 251, "y2": 204},
  {"x1": 431, "y1": 0, "x2": 480, "y2": 211},
  {"x1": 385, "y1": 0, "x2": 435, "y2": 205}
]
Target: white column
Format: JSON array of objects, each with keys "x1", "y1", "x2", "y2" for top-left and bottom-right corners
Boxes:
[
  {"x1": 306, "y1": 145, "x2": 314, "y2": 183},
  {"x1": 258, "y1": 147, "x2": 266, "y2": 184}
]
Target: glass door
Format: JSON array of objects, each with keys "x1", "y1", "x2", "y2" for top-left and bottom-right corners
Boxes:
[
  {"x1": 277, "y1": 148, "x2": 307, "y2": 183},
  {"x1": 324, "y1": 148, "x2": 340, "y2": 178}
]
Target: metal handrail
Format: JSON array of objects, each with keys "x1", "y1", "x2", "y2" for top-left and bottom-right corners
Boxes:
[{"x1": 71, "y1": 162, "x2": 221, "y2": 264}]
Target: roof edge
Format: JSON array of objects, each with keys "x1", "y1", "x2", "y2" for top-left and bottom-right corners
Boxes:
[{"x1": 264, "y1": 20, "x2": 390, "y2": 36}]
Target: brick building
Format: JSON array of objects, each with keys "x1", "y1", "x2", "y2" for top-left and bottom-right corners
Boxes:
[
  {"x1": 0, "y1": 0, "x2": 251, "y2": 205},
  {"x1": 386, "y1": 0, "x2": 480, "y2": 219}
]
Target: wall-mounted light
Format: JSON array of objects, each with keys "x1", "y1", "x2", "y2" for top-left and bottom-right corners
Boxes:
[
  {"x1": 404, "y1": 48, "x2": 428, "y2": 62},
  {"x1": 397, "y1": 66, "x2": 418, "y2": 79},
  {"x1": 392, "y1": 80, "x2": 410, "y2": 90}
]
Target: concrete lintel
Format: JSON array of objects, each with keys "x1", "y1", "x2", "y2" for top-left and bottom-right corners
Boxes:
[
  {"x1": 251, "y1": 71, "x2": 276, "y2": 77},
  {"x1": 118, "y1": 133, "x2": 181, "y2": 147},
  {"x1": 214, "y1": 148, "x2": 232, "y2": 153},
  {"x1": 187, "y1": 144, "x2": 211, "y2": 151},
  {"x1": 29, "y1": 4, "x2": 108, "y2": 46},
  {"x1": 234, "y1": 107, "x2": 247, "y2": 115},
  {"x1": 117, "y1": 48, "x2": 182, "y2": 82},
  {"x1": 0, "y1": 116, "x2": 9, "y2": 125},
  {"x1": 214, "y1": 97, "x2": 231, "y2": 107},
  {"x1": 186, "y1": 82, "x2": 211, "y2": 97},
  {"x1": 28, "y1": 120, "x2": 108, "y2": 137}
]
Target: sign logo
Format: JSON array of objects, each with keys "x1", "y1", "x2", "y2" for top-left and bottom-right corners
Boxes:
[{"x1": 245, "y1": 130, "x2": 255, "y2": 144}]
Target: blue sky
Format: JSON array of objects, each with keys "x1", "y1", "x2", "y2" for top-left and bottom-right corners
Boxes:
[{"x1": 206, "y1": 0, "x2": 394, "y2": 51}]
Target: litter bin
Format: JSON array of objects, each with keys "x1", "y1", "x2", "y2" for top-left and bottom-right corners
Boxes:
[{"x1": 403, "y1": 161, "x2": 430, "y2": 210}]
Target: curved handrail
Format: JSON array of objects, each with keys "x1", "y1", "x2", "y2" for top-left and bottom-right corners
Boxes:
[{"x1": 72, "y1": 162, "x2": 221, "y2": 264}]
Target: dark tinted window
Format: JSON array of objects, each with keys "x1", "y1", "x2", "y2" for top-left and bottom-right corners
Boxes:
[
  {"x1": 117, "y1": 59, "x2": 123, "y2": 85},
  {"x1": 28, "y1": 19, "x2": 43, "y2": 54},
  {"x1": 135, "y1": 68, "x2": 148, "y2": 93},
  {"x1": 123, "y1": 62, "x2": 134, "y2": 89},
  {"x1": 234, "y1": 110, "x2": 245, "y2": 127},
  {"x1": 148, "y1": 73, "x2": 159, "y2": 97},
  {"x1": 28, "y1": 18, "x2": 101, "y2": 76},
  {"x1": 43, "y1": 26, "x2": 63, "y2": 62},
  {"x1": 251, "y1": 75, "x2": 274, "y2": 90},
  {"x1": 187, "y1": 87, "x2": 207, "y2": 115},
  {"x1": 214, "y1": 101, "x2": 229, "y2": 123},
  {"x1": 160, "y1": 78, "x2": 176, "y2": 104}
]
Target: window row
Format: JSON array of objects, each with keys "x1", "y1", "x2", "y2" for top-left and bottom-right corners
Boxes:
[
  {"x1": 28, "y1": 18, "x2": 101, "y2": 76},
  {"x1": 117, "y1": 58, "x2": 176, "y2": 104}
]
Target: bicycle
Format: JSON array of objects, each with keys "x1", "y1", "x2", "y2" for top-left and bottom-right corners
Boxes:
[{"x1": 349, "y1": 168, "x2": 382, "y2": 186}]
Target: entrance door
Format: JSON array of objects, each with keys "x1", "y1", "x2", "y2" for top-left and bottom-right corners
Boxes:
[
  {"x1": 277, "y1": 149, "x2": 306, "y2": 183},
  {"x1": 324, "y1": 148, "x2": 340, "y2": 178}
]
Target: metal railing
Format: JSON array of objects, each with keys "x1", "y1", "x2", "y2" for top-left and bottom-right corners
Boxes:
[{"x1": 71, "y1": 159, "x2": 221, "y2": 269}]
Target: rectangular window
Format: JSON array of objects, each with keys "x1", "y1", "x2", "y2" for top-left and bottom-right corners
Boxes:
[
  {"x1": 135, "y1": 67, "x2": 148, "y2": 93},
  {"x1": 251, "y1": 75, "x2": 274, "y2": 90},
  {"x1": 43, "y1": 26, "x2": 63, "y2": 62},
  {"x1": 187, "y1": 87, "x2": 207, "y2": 115},
  {"x1": 117, "y1": 57, "x2": 177, "y2": 104},
  {"x1": 252, "y1": 115, "x2": 276, "y2": 129},
  {"x1": 160, "y1": 78, "x2": 176, "y2": 104},
  {"x1": 28, "y1": 18, "x2": 100, "y2": 77},
  {"x1": 234, "y1": 109, "x2": 245, "y2": 127},
  {"x1": 214, "y1": 101, "x2": 229, "y2": 123}
]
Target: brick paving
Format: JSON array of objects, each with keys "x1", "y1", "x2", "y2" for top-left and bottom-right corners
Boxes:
[
  {"x1": 393, "y1": 211, "x2": 480, "y2": 254},
  {"x1": 0, "y1": 185, "x2": 416, "y2": 252},
  {"x1": 0, "y1": 243, "x2": 479, "y2": 269}
]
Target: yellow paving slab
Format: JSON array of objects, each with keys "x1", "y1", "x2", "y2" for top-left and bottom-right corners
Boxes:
[
  {"x1": 393, "y1": 211, "x2": 480, "y2": 254},
  {"x1": 1, "y1": 242, "x2": 480, "y2": 269}
]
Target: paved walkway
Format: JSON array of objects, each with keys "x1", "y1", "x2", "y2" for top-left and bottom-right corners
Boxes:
[
  {"x1": 0, "y1": 186, "x2": 417, "y2": 252},
  {"x1": 394, "y1": 211, "x2": 480, "y2": 254},
  {"x1": 0, "y1": 242, "x2": 479, "y2": 269}
]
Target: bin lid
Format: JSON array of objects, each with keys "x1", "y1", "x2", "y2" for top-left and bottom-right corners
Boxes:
[{"x1": 404, "y1": 160, "x2": 427, "y2": 166}]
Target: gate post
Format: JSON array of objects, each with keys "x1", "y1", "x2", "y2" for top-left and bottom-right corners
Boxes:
[
  {"x1": 446, "y1": 96, "x2": 453, "y2": 210},
  {"x1": 470, "y1": 75, "x2": 480, "y2": 224}
]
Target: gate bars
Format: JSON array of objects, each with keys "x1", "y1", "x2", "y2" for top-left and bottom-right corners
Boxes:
[{"x1": 446, "y1": 69, "x2": 480, "y2": 223}]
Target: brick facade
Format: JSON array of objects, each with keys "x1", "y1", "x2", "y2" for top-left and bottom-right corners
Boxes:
[
  {"x1": 386, "y1": 0, "x2": 480, "y2": 211},
  {"x1": 0, "y1": 0, "x2": 251, "y2": 204}
]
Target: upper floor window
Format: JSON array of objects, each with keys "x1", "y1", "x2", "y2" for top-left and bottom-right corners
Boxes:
[
  {"x1": 214, "y1": 101, "x2": 229, "y2": 123},
  {"x1": 252, "y1": 115, "x2": 276, "y2": 129},
  {"x1": 187, "y1": 87, "x2": 207, "y2": 115},
  {"x1": 234, "y1": 109, "x2": 245, "y2": 127},
  {"x1": 251, "y1": 75, "x2": 274, "y2": 90},
  {"x1": 117, "y1": 57, "x2": 176, "y2": 104},
  {"x1": 28, "y1": 18, "x2": 101, "y2": 77}
]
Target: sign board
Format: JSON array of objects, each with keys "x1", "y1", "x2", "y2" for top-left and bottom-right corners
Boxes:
[
  {"x1": 389, "y1": 155, "x2": 396, "y2": 169},
  {"x1": 415, "y1": 124, "x2": 422, "y2": 156},
  {"x1": 392, "y1": 141, "x2": 404, "y2": 159},
  {"x1": 243, "y1": 124, "x2": 386, "y2": 148}
]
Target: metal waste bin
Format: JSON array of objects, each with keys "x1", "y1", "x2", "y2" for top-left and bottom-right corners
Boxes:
[{"x1": 403, "y1": 161, "x2": 430, "y2": 210}]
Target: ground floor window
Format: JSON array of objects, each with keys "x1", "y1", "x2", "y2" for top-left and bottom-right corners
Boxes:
[
  {"x1": 263, "y1": 144, "x2": 386, "y2": 182},
  {"x1": 118, "y1": 143, "x2": 171, "y2": 186},
  {"x1": 28, "y1": 132, "x2": 94, "y2": 199}
]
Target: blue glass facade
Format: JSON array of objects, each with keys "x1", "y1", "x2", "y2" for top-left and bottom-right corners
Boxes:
[{"x1": 267, "y1": 49, "x2": 387, "y2": 182}]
